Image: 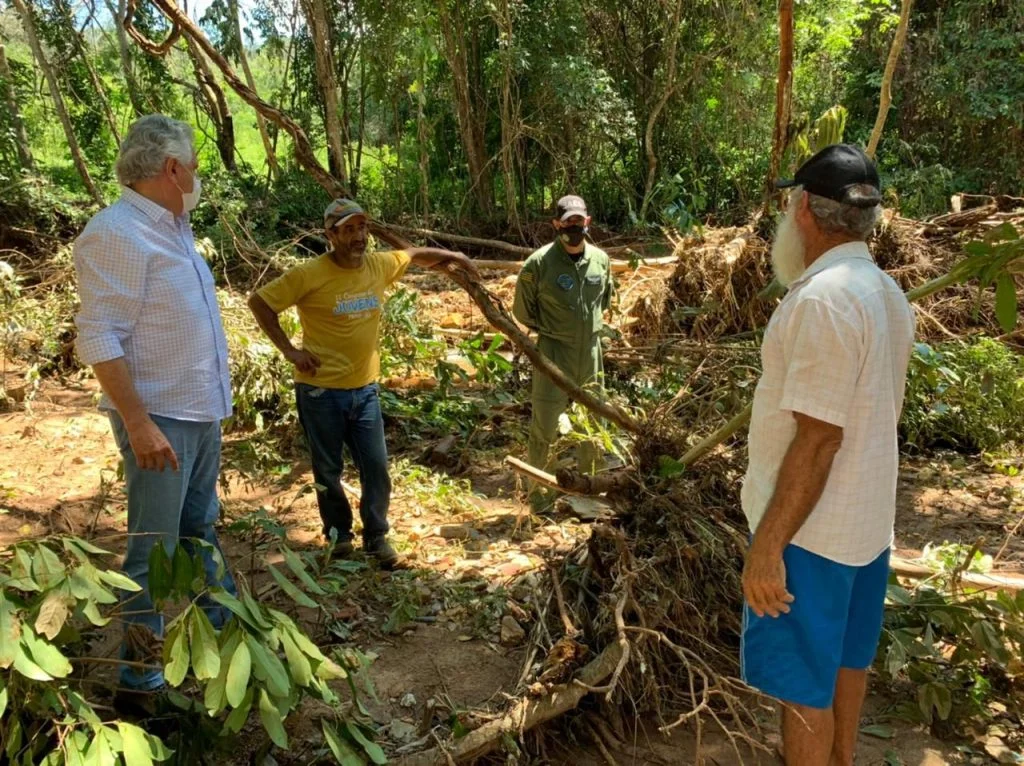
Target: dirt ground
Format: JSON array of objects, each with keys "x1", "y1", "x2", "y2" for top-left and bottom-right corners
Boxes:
[{"x1": 2, "y1": 369, "x2": 1021, "y2": 765}]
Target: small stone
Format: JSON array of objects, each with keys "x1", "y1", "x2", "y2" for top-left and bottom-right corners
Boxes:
[
  {"x1": 500, "y1": 615, "x2": 526, "y2": 646},
  {"x1": 438, "y1": 524, "x2": 472, "y2": 540},
  {"x1": 400, "y1": 692, "x2": 417, "y2": 709},
  {"x1": 387, "y1": 719, "x2": 419, "y2": 744}
]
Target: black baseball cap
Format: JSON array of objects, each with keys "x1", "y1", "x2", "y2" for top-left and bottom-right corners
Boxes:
[
  {"x1": 555, "y1": 195, "x2": 588, "y2": 221},
  {"x1": 776, "y1": 144, "x2": 882, "y2": 208}
]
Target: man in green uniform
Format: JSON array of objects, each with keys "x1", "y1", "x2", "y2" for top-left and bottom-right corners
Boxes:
[{"x1": 512, "y1": 195, "x2": 612, "y2": 512}]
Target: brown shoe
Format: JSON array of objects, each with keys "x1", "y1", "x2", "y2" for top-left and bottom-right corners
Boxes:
[{"x1": 364, "y1": 537, "x2": 400, "y2": 569}]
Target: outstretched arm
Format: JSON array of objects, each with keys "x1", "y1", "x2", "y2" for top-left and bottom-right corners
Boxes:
[{"x1": 409, "y1": 247, "x2": 480, "y2": 277}]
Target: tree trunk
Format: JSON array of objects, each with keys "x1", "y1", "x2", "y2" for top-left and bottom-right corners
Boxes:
[
  {"x1": 72, "y1": 27, "x2": 122, "y2": 143},
  {"x1": 228, "y1": 0, "x2": 278, "y2": 176},
  {"x1": 494, "y1": 0, "x2": 522, "y2": 230},
  {"x1": 415, "y1": 47, "x2": 430, "y2": 219},
  {"x1": 301, "y1": 0, "x2": 348, "y2": 188},
  {"x1": 106, "y1": 0, "x2": 146, "y2": 115},
  {"x1": 184, "y1": 38, "x2": 237, "y2": 171},
  {"x1": 765, "y1": 0, "x2": 794, "y2": 208},
  {"x1": 0, "y1": 43, "x2": 34, "y2": 170},
  {"x1": 124, "y1": 0, "x2": 347, "y2": 198},
  {"x1": 637, "y1": 0, "x2": 685, "y2": 223},
  {"x1": 866, "y1": 0, "x2": 914, "y2": 159},
  {"x1": 437, "y1": 0, "x2": 494, "y2": 218},
  {"x1": 11, "y1": 0, "x2": 102, "y2": 204}
]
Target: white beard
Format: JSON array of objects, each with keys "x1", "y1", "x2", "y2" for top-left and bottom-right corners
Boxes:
[{"x1": 771, "y1": 205, "x2": 807, "y2": 287}]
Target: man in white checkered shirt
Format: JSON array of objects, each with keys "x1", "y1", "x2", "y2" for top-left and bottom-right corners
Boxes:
[
  {"x1": 740, "y1": 145, "x2": 915, "y2": 766},
  {"x1": 73, "y1": 115, "x2": 237, "y2": 702}
]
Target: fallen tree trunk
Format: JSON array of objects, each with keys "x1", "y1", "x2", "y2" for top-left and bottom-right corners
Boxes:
[
  {"x1": 390, "y1": 225, "x2": 533, "y2": 257},
  {"x1": 442, "y1": 266, "x2": 643, "y2": 434},
  {"x1": 399, "y1": 642, "x2": 625, "y2": 766},
  {"x1": 891, "y1": 557, "x2": 1024, "y2": 592},
  {"x1": 471, "y1": 256, "x2": 679, "y2": 274}
]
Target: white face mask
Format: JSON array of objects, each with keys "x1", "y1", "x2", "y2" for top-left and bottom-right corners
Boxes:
[{"x1": 180, "y1": 174, "x2": 201, "y2": 213}]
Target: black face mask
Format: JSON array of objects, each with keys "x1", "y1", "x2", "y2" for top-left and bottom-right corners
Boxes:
[{"x1": 559, "y1": 225, "x2": 587, "y2": 247}]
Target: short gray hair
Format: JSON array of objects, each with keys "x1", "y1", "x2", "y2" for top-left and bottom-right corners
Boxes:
[
  {"x1": 803, "y1": 185, "x2": 882, "y2": 240},
  {"x1": 115, "y1": 114, "x2": 195, "y2": 186}
]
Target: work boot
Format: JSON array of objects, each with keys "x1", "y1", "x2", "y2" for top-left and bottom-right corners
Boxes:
[
  {"x1": 364, "y1": 537, "x2": 400, "y2": 569},
  {"x1": 328, "y1": 540, "x2": 355, "y2": 559}
]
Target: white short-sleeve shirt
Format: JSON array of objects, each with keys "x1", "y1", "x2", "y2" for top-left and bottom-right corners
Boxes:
[{"x1": 741, "y1": 241, "x2": 916, "y2": 565}]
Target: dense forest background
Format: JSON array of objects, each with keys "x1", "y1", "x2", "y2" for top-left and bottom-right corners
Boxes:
[{"x1": 1, "y1": 0, "x2": 1021, "y2": 250}]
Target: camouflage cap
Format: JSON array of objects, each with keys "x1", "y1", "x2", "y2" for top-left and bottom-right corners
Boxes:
[{"x1": 324, "y1": 198, "x2": 367, "y2": 229}]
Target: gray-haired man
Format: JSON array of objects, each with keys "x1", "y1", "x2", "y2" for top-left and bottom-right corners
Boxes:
[{"x1": 73, "y1": 114, "x2": 237, "y2": 698}]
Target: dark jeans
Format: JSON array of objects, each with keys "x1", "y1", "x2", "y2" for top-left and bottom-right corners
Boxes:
[{"x1": 295, "y1": 382, "x2": 391, "y2": 543}]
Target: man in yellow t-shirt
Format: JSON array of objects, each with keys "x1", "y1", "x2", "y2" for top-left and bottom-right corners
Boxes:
[{"x1": 249, "y1": 198, "x2": 475, "y2": 566}]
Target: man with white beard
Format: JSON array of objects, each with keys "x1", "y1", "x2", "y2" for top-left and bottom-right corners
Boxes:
[{"x1": 740, "y1": 144, "x2": 915, "y2": 766}]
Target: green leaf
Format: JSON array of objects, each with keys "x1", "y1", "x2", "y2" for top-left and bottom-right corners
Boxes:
[
  {"x1": 63, "y1": 729, "x2": 90, "y2": 766},
  {"x1": 147, "y1": 543, "x2": 173, "y2": 605},
  {"x1": 35, "y1": 588, "x2": 71, "y2": 640},
  {"x1": 245, "y1": 634, "x2": 290, "y2": 698},
  {"x1": 7, "y1": 549, "x2": 40, "y2": 592},
  {"x1": 280, "y1": 629, "x2": 313, "y2": 686},
  {"x1": 32, "y1": 545, "x2": 65, "y2": 589},
  {"x1": 67, "y1": 690, "x2": 102, "y2": 726},
  {"x1": 117, "y1": 723, "x2": 154, "y2": 766},
  {"x1": 96, "y1": 569, "x2": 143, "y2": 594},
  {"x1": 284, "y1": 623, "x2": 324, "y2": 660},
  {"x1": 69, "y1": 565, "x2": 118, "y2": 605},
  {"x1": 345, "y1": 722, "x2": 388, "y2": 765},
  {"x1": 0, "y1": 678, "x2": 8, "y2": 718},
  {"x1": 146, "y1": 733, "x2": 174, "y2": 762},
  {"x1": 995, "y1": 275, "x2": 1018, "y2": 334},
  {"x1": 188, "y1": 608, "x2": 221, "y2": 681},
  {"x1": 85, "y1": 726, "x2": 118, "y2": 766},
  {"x1": 268, "y1": 564, "x2": 318, "y2": 608},
  {"x1": 258, "y1": 689, "x2": 289, "y2": 749},
  {"x1": 208, "y1": 589, "x2": 259, "y2": 629},
  {"x1": 0, "y1": 592, "x2": 21, "y2": 669},
  {"x1": 884, "y1": 635, "x2": 907, "y2": 678},
  {"x1": 65, "y1": 536, "x2": 111, "y2": 556},
  {"x1": 323, "y1": 721, "x2": 368, "y2": 766},
  {"x1": 657, "y1": 455, "x2": 685, "y2": 478},
  {"x1": 241, "y1": 591, "x2": 275, "y2": 630},
  {"x1": 223, "y1": 686, "x2": 254, "y2": 734},
  {"x1": 984, "y1": 221, "x2": 1020, "y2": 243},
  {"x1": 860, "y1": 724, "x2": 895, "y2": 739},
  {"x1": 5, "y1": 718, "x2": 22, "y2": 759},
  {"x1": 226, "y1": 640, "x2": 252, "y2": 707},
  {"x1": 20, "y1": 625, "x2": 72, "y2": 677},
  {"x1": 971, "y1": 619, "x2": 1012, "y2": 665},
  {"x1": 13, "y1": 643, "x2": 53, "y2": 681},
  {"x1": 81, "y1": 600, "x2": 110, "y2": 627},
  {"x1": 281, "y1": 547, "x2": 326, "y2": 595},
  {"x1": 171, "y1": 545, "x2": 195, "y2": 597},
  {"x1": 918, "y1": 682, "x2": 952, "y2": 723},
  {"x1": 163, "y1": 622, "x2": 190, "y2": 687},
  {"x1": 963, "y1": 240, "x2": 992, "y2": 257}
]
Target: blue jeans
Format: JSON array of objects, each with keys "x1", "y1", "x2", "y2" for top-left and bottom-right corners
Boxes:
[
  {"x1": 109, "y1": 411, "x2": 237, "y2": 690},
  {"x1": 295, "y1": 382, "x2": 391, "y2": 544}
]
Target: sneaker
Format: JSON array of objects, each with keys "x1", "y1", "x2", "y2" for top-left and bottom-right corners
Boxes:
[{"x1": 364, "y1": 537, "x2": 400, "y2": 569}]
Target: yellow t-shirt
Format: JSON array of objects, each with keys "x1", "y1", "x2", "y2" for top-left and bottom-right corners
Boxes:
[{"x1": 257, "y1": 250, "x2": 411, "y2": 389}]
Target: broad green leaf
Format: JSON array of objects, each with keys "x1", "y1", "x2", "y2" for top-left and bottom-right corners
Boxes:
[
  {"x1": 69, "y1": 566, "x2": 118, "y2": 605},
  {"x1": 860, "y1": 724, "x2": 895, "y2": 739},
  {"x1": 984, "y1": 221, "x2": 1020, "y2": 243},
  {"x1": 208, "y1": 590, "x2": 260, "y2": 629},
  {"x1": 81, "y1": 600, "x2": 111, "y2": 627},
  {"x1": 67, "y1": 690, "x2": 102, "y2": 725},
  {"x1": 281, "y1": 547, "x2": 326, "y2": 595},
  {"x1": 241, "y1": 591, "x2": 275, "y2": 630},
  {"x1": 163, "y1": 622, "x2": 190, "y2": 687},
  {"x1": 0, "y1": 593, "x2": 21, "y2": 669},
  {"x1": 995, "y1": 275, "x2": 1018, "y2": 334},
  {"x1": 285, "y1": 624, "x2": 325, "y2": 661},
  {"x1": 963, "y1": 240, "x2": 992, "y2": 257},
  {"x1": 63, "y1": 730, "x2": 90, "y2": 766},
  {"x1": 146, "y1": 733, "x2": 174, "y2": 762},
  {"x1": 223, "y1": 687, "x2": 254, "y2": 734},
  {"x1": 316, "y1": 654, "x2": 348, "y2": 681},
  {"x1": 345, "y1": 722, "x2": 388, "y2": 765},
  {"x1": 84, "y1": 726, "x2": 117, "y2": 766},
  {"x1": 245, "y1": 634, "x2": 291, "y2": 698},
  {"x1": 20, "y1": 625, "x2": 72, "y2": 677},
  {"x1": 268, "y1": 564, "x2": 318, "y2": 608},
  {"x1": 65, "y1": 536, "x2": 111, "y2": 556},
  {"x1": 31, "y1": 545, "x2": 65, "y2": 589},
  {"x1": 96, "y1": 569, "x2": 142, "y2": 594},
  {"x1": 971, "y1": 619, "x2": 1012, "y2": 665},
  {"x1": 147, "y1": 544, "x2": 173, "y2": 604},
  {"x1": 171, "y1": 545, "x2": 194, "y2": 597},
  {"x1": 226, "y1": 641, "x2": 252, "y2": 707},
  {"x1": 323, "y1": 721, "x2": 367, "y2": 766},
  {"x1": 258, "y1": 689, "x2": 289, "y2": 749},
  {"x1": 13, "y1": 643, "x2": 53, "y2": 681},
  {"x1": 9, "y1": 549, "x2": 41, "y2": 591},
  {"x1": 188, "y1": 608, "x2": 221, "y2": 681},
  {"x1": 281, "y1": 629, "x2": 313, "y2": 686},
  {"x1": 117, "y1": 723, "x2": 154, "y2": 766},
  {"x1": 5, "y1": 718, "x2": 22, "y2": 759},
  {"x1": 918, "y1": 682, "x2": 952, "y2": 723},
  {"x1": 0, "y1": 678, "x2": 7, "y2": 718},
  {"x1": 35, "y1": 588, "x2": 71, "y2": 640}
]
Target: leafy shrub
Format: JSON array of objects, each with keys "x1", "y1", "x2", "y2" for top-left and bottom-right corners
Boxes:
[{"x1": 901, "y1": 338, "x2": 1024, "y2": 452}]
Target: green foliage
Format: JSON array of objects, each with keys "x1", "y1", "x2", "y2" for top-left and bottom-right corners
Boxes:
[
  {"x1": 879, "y1": 566, "x2": 1024, "y2": 735},
  {"x1": 0, "y1": 535, "x2": 380, "y2": 764},
  {"x1": 901, "y1": 338, "x2": 1024, "y2": 452}
]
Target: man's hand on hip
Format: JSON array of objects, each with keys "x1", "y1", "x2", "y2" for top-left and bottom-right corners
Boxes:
[
  {"x1": 126, "y1": 416, "x2": 179, "y2": 472},
  {"x1": 743, "y1": 542, "x2": 794, "y2": 618},
  {"x1": 285, "y1": 348, "x2": 322, "y2": 375}
]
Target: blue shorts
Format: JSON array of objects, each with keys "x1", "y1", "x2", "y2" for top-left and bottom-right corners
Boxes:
[{"x1": 741, "y1": 544, "x2": 890, "y2": 709}]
